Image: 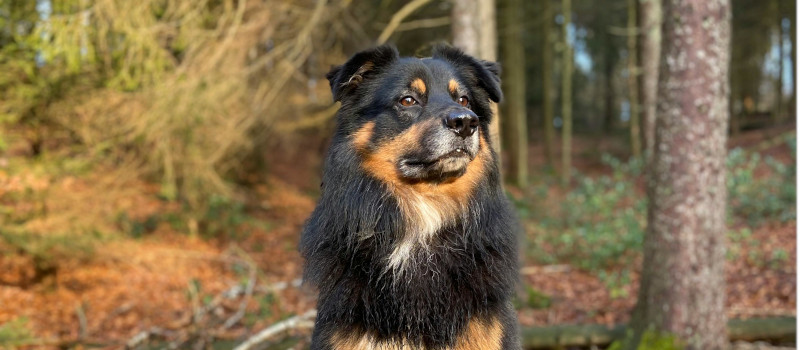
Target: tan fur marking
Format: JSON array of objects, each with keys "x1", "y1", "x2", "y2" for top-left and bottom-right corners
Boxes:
[
  {"x1": 454, "y1": 317, "x2": 504, "y2": 350},
  {"x1": 353, "y1": 121, "x2": 376, "y2": 149},
  {"x1": 352, "y1": 122, "x2": 490, "y2": 270},
  {"x1": 330, "y1": 316, "x2": 502, "y2": 350},
  {"x1": 411, "y1": 78, "x2": 427, "y2": 94},
  {"x1": 331, "y1": 330, "x2": 416, "y2": 350},
  {"x1": 448, "y1": 79, "x2": 460, "y2": 95}
]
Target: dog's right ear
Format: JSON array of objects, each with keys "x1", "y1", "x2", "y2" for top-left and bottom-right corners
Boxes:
[{"x1": 326, "y1": 45, "x2": 399, "y2": 102}]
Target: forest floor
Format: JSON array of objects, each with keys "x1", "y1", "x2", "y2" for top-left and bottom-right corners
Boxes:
[{"x1": 0, "y1": 126, "x2": 795, "y2": 349}]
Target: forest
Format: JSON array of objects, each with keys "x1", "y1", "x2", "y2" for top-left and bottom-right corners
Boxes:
[{"x1": 0, "y1": 0, "x2": 795, "y2": 349}]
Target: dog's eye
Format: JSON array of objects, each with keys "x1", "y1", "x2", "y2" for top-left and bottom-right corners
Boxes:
[
  {"x1": 458, "y1": 96, "x2": 469, "y2": 107},
  {"x1": 399, "y1": 96, "x2": 418, "y2": 107}
]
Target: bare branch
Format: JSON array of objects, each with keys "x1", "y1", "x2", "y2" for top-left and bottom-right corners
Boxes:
[
  {"x1": 376, "y1": 0, "x2": 434, "y2": 44},
  {"x1": 233, "y1": 310, "x2": 317, "y2": 350},
  {"x1": 394, "y1": 16, "x2": 450, "y2": 32}
]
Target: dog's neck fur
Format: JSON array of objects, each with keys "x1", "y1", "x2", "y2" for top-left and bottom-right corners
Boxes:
[{"x1": 300, "y1": 138, "x2": 518, "y2": 349}]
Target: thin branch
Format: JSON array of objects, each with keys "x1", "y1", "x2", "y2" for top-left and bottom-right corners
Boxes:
[
  {"x1": 394, "y1": 16, "x2": 450, "y2": 32},
  {"x1": 607, "y1": 25, "x2": 643, "y2": 36},
  {"x1": 233, "y1": 310, "x2": 317, "y2": 350},
  {"x1": 223, "y1": 254, "x2": 258, "y2": 329},
  {"x1": 376, "y1": 0, "x2": 434, "y2": 44},
  {"x1": 520, "y1": 265, "x2": 572, "y2": 275}
]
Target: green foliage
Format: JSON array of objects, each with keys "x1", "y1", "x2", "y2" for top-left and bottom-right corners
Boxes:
[
  {"x1": 0, "y1": 0, "x2": 348, "y2": 227},
  {"x1": 527, "y1": 140, "x2": 795, "y2": 290},
  {"x1": 0, "y1": 318, "x2": 36, "y2": 348},
  {"x1": 202, "y1": 194, "x2": 248, "y2": 238},
  {"x1": 0, "y1": 230, "x2": 97, "y2": 285},
  {"x1": 608, "y1": 329, "x2": 684, "y2": 350},
  {"x1": 528, "y1": 155, "x2": 646, "y2": 290},
  {"x1": 726, "y1": 135, "x2": 796, "y2": 226},
  {"x1": 523, "y1": 286, "x2": 552, "y2": 309}
]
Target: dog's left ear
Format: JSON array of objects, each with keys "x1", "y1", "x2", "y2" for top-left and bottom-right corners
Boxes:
[
  {"x1": 432, "y1": 45, "x2": 503, "y2": 103},
  {"x1": 326, "y1": 45, "x2": 399, "y2": 102}
]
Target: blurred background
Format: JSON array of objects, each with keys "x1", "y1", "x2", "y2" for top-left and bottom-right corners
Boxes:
[{"x1": 0, "y1": 0, "x2": 795, "y2": 349}]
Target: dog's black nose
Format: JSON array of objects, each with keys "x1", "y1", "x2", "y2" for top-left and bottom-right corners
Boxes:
[{"x1": 445, "y1": 111, "x2": 479, "y2": 138}]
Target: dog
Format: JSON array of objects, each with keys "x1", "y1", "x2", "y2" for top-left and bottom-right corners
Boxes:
[{"x1": 300, "y1": 45, "x2": 520, "y2": 350}]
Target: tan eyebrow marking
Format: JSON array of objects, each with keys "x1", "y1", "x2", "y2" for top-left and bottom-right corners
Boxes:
[
  {"x1": 410, "y1": 78, "x2": 426, "y2": 94},
  {"x1": 449, "y1": 79, "x2": 460, "y2": 95}
]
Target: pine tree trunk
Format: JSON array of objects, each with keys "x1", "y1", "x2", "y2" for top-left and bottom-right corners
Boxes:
[
  {"x1": 774, "y1": 1, "x2": 783, "y2": 124},
  {"x1": 560, "y1": 0, "x2": 573, "y2": 186},
  {"x1": 791, "y1": 2, "x2": 796, "y2": 119},
  {"x1": 630, "y1": 1, "x2": 730, "y2": 349},
  {"x1": 603, "y1": 61, "x2": 616, "y2": 133},
  {"x1": 542, "y1": 0, "x2": 556, "y2": 167},
  {"x1": 627, "y1": 0, "x2": 642, "y2": 159},
  {"x1": 500, "y1": 0, "x2": 528, "y2": 188},
  {"x1": 452, "y1": 0, "x2": 501, "y2": 158},
  {"x1": 638, "y1": 0, "x2": 660, "y2": 161}
]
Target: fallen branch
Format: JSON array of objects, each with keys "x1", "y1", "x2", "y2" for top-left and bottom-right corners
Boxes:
[
  {"x1": 223, "y1": 250, "x2": 259, "y2": 330},
  {"x1": 233, "y1": 309, "x2": 317, "y2": 350},
  {"x1": 520, "y1": 264, "x2": 572, "y2": 275},
  {"x1": 522, "y1": 317, "x2": 796, "y2": 349}
]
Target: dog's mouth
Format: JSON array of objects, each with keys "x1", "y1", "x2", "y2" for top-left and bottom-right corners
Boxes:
[{"x1": 397, "y1": 148, "x2": 474, "y2": 182}]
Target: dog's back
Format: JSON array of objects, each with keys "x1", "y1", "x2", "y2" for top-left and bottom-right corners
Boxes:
[{"x1": 300, "y1": 45, "x2": 520, "y2": 350}]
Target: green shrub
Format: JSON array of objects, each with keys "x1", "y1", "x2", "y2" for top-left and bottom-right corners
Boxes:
[
  {"x1": 525, "y1": 138, "x2": 795, "y2": 290},
  {"x1": 608, "y1": 329, "x2": 684, "y2": 350},
  {"x1": 0, "y1": 318, "x2": 36, "y2": 348},
  {"x1": 726, "y1": 135, "x2": 796, "y2": 225},
  {"x1": 528, "y1": 156, "x2": 646, "y2": 289}
]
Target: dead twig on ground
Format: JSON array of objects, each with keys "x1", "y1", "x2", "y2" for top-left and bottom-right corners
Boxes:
[
  {"x1": 520, "y1": 264, "x2": 572, "y2": 275},
  {"x1": 223, "y1": 250, "x2": 258, "y2": 329},
  {"x1": 233, "y1": 309, "x2": 317, "y2": 350}
]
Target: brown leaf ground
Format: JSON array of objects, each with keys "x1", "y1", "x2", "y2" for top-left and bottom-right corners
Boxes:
[{"x1": 0, "y1": 127, "x2": 794, "y2": 348}]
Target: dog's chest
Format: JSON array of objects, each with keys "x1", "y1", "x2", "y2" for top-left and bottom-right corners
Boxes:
[
  {"x1": 386, "y1": 189, "x2": 464, "y2": 270},
  {"x1": 330, "y1": 316, "x2": 503, "y2": 350}
]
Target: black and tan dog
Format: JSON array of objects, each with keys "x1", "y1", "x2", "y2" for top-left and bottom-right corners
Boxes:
[{"x1": 300, "y1": 45, "x2": 520, "y2": 350}]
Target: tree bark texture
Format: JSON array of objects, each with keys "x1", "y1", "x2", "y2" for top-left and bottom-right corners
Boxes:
[
  {"x1": 638, "y1": 0, "x2": 661, "y2": 161},
  {"x1": 500, "y1": 0, "x2": 528, "y2": 188},
  {"x1": 627, "y1": 0, "x2": 642, "y2": 159},
  {"x1": 774, "y1": 0, "x2": 783, "y2": 123},
  {"x1": 542, "y1": 0, "x2": 556, "y2": 167},
  {"x1": 790, "y1": 1, "x2": 796, "y2": 119},
  {"x1": 560, "y1": 0, "x2": 573, "y2": 186},
  {"x1": 631, "y1": 0, "x2": 731, "y2": 349},
  {"x1": 451, "y1": 0, "x2": 502, "y2": 159}
]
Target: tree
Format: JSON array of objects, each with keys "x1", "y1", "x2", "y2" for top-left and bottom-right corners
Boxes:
[
  {"x1": 626, "y1": 0, "x2": 641, "y2": 159},
  {"x1": 772, "y1": 0, "x2": 784, "y2": 123},
  {"x1": 560, "y1": 0, "x2": 573, "y2": 185},
  {"x1": 451, "y1": 0, "x2": 501, "y2": 157},
  {"x1": 729, "y1": 0, "x2": 775, "y2": 135},
  {"x1": 638, "y1": 0, "x2": 661, "y2": 160},
  {"x1": 541, "y1": 0, "x2": 556, "y2": 167},
  {"x1": 500, "y1": 0, "x2": 528, "y2": 187},
  {"x1": 629, "y1": 0, "x2": 730, "y2": 348},
  {"x1": 788, "y1": 0, "x2": 796, "y2": 119}
]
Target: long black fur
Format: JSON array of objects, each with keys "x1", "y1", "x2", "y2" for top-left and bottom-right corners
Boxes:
[{"x1": 300, "y1": 44, "x2": 521, "y2": 350}]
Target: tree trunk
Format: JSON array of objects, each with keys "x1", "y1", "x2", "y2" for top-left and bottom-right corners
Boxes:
[
  {"x1": 791, "y1": 1, "x2": 796, "y2": 120},
  {"x1": 451, "y1": 0, "x2": 501, "y2": 158},
  {"x1": 627, "y1": 0, "x2": 641, "y2": 159},
  {"x1": 638, "y1": 0, "x2": 660, "y2": 162},
  {"x1": 542, "y1": 0, "x2": 556, "y2": 167},
  {"x1": 774, "y1": 1, "x2": 783, "y2": 124},
  {"x1": 500, "y1": 0, "x2": 528, "y2": 188},
  {"x1": 560, "y1": 0, "x2": 573, "y2": 186},
  {"x1": 630, "y1": 0, "x2": 730, "y2": 349},
  {"x1": 602, "y1": 60, "x2": 616, "y2": 134}
]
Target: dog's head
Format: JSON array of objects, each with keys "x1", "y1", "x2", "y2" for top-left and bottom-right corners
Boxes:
[{"x1": 327, "y1": 45, "x2": 502, "y2": 185}]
